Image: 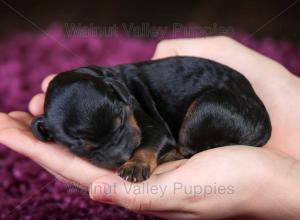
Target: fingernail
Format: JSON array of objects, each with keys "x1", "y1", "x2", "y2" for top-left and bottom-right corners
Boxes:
[{"x1": 90, "y1": 182, "x2": 113, "y2": 203}]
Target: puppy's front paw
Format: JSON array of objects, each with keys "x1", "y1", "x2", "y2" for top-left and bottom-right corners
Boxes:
[{"x1": 118, "y1": 161, "x2": 150, "y2": 182}]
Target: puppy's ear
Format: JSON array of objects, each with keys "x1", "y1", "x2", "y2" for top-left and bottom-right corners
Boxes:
[
  {"x1": 105, "y1": 78, "x2": 130, "y2": 105},
  {"x1": 31, "y1": 116, "x2": 52, "y2": 142}
]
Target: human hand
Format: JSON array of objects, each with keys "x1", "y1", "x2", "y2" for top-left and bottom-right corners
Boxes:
[
  {"x1": 90, "y1": 146, "x2": 300, "y2": 220},
  {"x1": 89, "y1": 37, "x2": 300, "y2": 219}
]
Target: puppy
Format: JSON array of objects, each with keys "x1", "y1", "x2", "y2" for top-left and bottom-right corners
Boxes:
[{"x1": 31, "y1": 56, "x2": 272, "y2": 182}]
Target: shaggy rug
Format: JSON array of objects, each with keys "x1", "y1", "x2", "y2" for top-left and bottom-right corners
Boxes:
[{"x1": 0, "y1": 25, "x2": 299, "y2": 219}]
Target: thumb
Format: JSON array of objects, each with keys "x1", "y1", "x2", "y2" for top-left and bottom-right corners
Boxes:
[{"x1": 89, "y1": 173, "x2": 183, "y2": 212}]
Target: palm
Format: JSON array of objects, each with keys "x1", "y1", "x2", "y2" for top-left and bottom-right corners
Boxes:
[{"x1": 162, "y1": 145, "x2": 278, "y2": 207}]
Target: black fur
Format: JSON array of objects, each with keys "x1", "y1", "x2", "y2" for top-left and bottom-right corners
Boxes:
[{"x1": 31, "y1": 56, "x2": 272, "y2": 181}]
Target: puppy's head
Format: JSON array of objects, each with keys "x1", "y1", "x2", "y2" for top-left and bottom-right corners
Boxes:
[{"x1": 31, "y1": 70, "x2": 141, "y2": 169}]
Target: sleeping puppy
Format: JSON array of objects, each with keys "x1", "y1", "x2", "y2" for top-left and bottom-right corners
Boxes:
[{"x1": 31, "y1": 56, "x2": 272, "y2": 182}]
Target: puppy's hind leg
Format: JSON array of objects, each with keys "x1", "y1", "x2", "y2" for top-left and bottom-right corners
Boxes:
[
  {"x1": 158, "y1": 97, "x2": 202, "y2": 164},
  {"x1": 160, "y1": 88, "x2": 269, "y2": 164}
]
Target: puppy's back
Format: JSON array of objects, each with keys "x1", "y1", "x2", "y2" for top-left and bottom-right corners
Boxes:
[{"x1": 120, "y1": 56, "x2": 271, "y2": 141}]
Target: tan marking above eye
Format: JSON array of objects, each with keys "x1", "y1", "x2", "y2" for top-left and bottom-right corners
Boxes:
[
  {"x1": 126, "y1": 106, "x2": 139, "y2": 129},
  {"x1": 113, "y1": 117, "x2": 122, "y2": 130},
  {"x1": 83, "y1": 140, "x2": 92, "y2": 151}
]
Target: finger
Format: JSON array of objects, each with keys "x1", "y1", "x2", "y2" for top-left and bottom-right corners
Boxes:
[
  {"x1": 41, "y1": 74, "x2": 56, "y2": 92},
  {"x1": 152, "y1": 37, "x2": 290, "y2": 82},
  {"x1": 8, "y1": 111, "x2": 32, "y2": 126},
  {"x1": 152, "y1": 38, "x2": 205, "y2": 60},
  {"x1": 39, "y1": 162, "x2": 88, "y2": 190},
  {"x1": 0, "y1": 113, "x2": 29, "y2": 131},
  {"x1": 152, "y1": 39, "x2": 179, "y2": 60},
  {"x1": 153, "y1": 37, "x2": 233, "y2": 59},
  {"x1": 28, "y1": 93, "x2": 45, "y2": 116},
  {"x1": 37, "y1": 162, "x2": 73, "y2": 185},
  {"x1": 90, "y1": 171, "x2": 184, "y2": 212}
]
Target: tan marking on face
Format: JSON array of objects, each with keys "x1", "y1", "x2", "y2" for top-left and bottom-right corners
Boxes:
[
  {"x1": 113, "y1": 117, "x2": 122, "y2": 128},
  {"x1": 127, "y1": 107, "x2": 139, "y2": 129},
  {"x1": 126, "y1": 106, "x2": 142, "y2": 146},
  {"x1": 83, "y1": 140, "x2": 92, "y2": 151},
  {"x1": 123, "y1": 107, "x2": 156, "y2": 172}
]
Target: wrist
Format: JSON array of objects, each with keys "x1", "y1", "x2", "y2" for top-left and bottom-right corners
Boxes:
[
  {"x1": 273, "y1": 159, "x2": 300, "y2": 218},
  {"x1": 245, "y1": 152, "x2": 300, "y2": 219}
]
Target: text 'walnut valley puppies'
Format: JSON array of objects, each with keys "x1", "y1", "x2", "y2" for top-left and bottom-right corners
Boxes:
[{"x1": 31, "y1": 56, "x2": 271, "y2": 182}]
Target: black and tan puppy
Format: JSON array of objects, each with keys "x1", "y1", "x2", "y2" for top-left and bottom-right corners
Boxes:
[{"x1": 31, "y1": 56, "x2": 271, "y2": 182}]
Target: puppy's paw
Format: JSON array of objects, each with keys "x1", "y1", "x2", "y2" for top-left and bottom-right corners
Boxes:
[{"x1": 118, "y1": 161, "x2": 150, "y2": 182}]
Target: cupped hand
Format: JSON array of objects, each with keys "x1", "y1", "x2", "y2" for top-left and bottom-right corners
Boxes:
[
  {"x1": 90, "y1": 146, "x2": 299, "y2": 220},
  {"x1": 89, "y1": 36, "x2": 300, "y2": 219}
]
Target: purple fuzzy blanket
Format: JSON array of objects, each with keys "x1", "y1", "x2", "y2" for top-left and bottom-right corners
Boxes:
[{"x1": 0, "y1": 25, "x2": 299, "y2": 219}]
